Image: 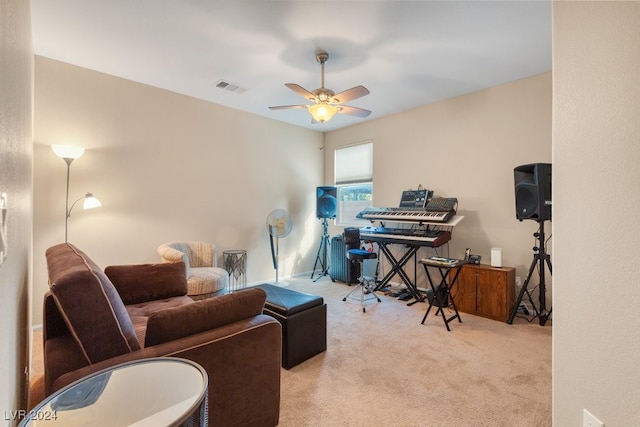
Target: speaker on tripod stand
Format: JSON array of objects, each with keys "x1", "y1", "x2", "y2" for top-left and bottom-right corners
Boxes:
[
  {"x1": 509, "y1": 163, "x2": 553, "y2": 326},
  {"x1": 311, "y1": 186, "x2": 337, "y2": 281}
]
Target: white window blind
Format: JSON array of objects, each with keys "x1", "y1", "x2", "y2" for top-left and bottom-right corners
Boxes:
[
  {"x1": 335, "y1": 142, "x2": 373, "y2": 184},
  {"x1": 334, "y1": 142, "x2": 373, "y2": 225}
]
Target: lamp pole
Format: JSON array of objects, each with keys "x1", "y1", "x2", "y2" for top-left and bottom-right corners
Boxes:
[{"x1": 62, "y1": 157, "x2": 73, "y2": 243}]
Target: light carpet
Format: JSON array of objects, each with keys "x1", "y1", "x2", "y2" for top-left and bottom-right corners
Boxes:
[{"x1": 276, "y1": 276, "x2": 551, "y2": 427}]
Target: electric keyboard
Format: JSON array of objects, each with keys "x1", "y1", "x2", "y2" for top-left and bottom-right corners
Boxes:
[
  {"x1": 420, "y1": 256, "x2": 462, "y2": 267},
  {"x1": 359, "y1": 227, "x2": 452, "y2": 247},
  {"x1": 357, "y1": 207, "x2": 455, "y2": 223}
]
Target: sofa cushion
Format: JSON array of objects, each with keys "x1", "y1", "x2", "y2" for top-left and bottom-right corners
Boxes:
[
  {"x1": 104, "y1": 262, "x2": 188, "y2": 305},
  {"x1": 126, "y1": 296, "x2": 194, "y2": 346},
  {"x1": 144, "y1": 287, "x2": 267, "y2": 347},
  {"x1": 45, "y1": 243, "x2": 141, "y2": 364}
]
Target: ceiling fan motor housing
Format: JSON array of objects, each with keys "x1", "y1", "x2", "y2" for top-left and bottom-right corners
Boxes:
[{"x1": 312, "y1": 88, "x2": 334, "y2": 103}]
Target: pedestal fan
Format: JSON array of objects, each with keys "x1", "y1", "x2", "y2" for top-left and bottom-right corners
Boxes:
[{"x1": 266, "y1": 209, "x2": 293, "y2": 283}]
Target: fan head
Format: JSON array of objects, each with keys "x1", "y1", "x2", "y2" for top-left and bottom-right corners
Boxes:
[{"x1": 266, "y1": 209, "x2": 292, "y2": 238}]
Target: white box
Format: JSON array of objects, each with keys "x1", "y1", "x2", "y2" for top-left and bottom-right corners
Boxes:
[{"x1": 491, "y1": 248, "x2": 502, "y2": 267}]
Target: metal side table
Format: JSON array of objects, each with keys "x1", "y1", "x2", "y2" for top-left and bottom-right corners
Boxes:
[{"x1": 223, "y1": 250, "x2": 247, "y2": 292}]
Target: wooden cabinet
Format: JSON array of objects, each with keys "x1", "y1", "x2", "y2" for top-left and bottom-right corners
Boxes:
[{"x1": 452, "y1": 264, "x2": 515, "y2": 322}]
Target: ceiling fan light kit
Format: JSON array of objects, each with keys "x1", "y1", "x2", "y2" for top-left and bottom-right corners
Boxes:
[
  {"x1": 308, "y1": 103, "x2": 337, "y2": 123},
  {"x1": 269, "y1": 51, "x2": 371, "y2": 124}
]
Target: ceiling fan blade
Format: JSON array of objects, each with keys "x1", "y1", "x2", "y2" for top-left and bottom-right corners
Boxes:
[
  {"x1": 330, "y1": 86, "x2": 370, "y2": 104},
  {"x1": 269, "y1": 104, "x2": 309, "y2": 110},
  {"x1": 337, "y1": 105, "x2": 372, "y2": 118},
  {"x1": 285, "y1": 83, "x2": 315, "y2": 101}
]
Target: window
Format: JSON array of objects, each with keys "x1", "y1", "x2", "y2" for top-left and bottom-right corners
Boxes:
[{"x1": 334, "y1": 142, "x2": 373, "y2": 225}]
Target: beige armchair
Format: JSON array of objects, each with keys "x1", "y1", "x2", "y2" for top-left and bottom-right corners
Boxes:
[{"x1": 158, "y1": 241, "x2": 229, "y2": 299}]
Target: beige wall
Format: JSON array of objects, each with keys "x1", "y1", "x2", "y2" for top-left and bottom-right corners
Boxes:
[
  {"x1": 0, "y1": 0, "x2": 33, "y2": 421},
  {"x1": 33, "y1": 57, "x2": 324, "y2": 324},
  {"x1": 553, "y1": 2, "x2": 640, "y2": 425},
  {"x1": 324, "y1": 73, "x2": 552, "y2": 292}
]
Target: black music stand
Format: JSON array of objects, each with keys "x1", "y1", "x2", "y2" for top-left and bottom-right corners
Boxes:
[
  {"x1": 311, "y1": 218, "x2": 331, "y2": 281},
  {"x1": 507, "y1": 220, "x2": 552, "y2": 326}
]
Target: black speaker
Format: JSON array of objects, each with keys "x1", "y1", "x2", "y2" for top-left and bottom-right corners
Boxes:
[
  {"x1": 514, "y1": 163, "x2": 552, "y2": 221},
  {"x1": 316, "y1": 186, "x2": 337, "y2": 219}
]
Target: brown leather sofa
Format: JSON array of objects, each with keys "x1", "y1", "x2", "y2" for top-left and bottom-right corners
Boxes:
[{"x1": 43, "y1": 243, "x2": 281, "y2": 427}]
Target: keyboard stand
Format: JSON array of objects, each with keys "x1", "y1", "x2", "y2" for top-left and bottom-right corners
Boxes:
[
  {"x1": 419, "y1": 259, "x2": 467, "y2": 331},
  {"x1": 363, "y1": 216, "x2": 464, "y2": 307},
  {"x1": 374, "y1": 242, "x2": 424, "y2": 305}
]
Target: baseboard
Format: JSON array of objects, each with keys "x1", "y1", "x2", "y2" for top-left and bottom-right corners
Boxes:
[{"x1": 246, "y1": 271, "x2": 316, "y2": 287}]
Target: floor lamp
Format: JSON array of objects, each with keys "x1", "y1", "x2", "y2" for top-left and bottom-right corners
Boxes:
[{"x1": 52, "y1": 145, "x2": 102, "y2": 243}]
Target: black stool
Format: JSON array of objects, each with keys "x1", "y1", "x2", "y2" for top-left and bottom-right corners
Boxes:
[{"x1": 342, "y1": 227, "x2": 380, "y2": 312}]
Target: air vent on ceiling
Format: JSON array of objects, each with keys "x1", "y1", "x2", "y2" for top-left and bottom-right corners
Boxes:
[{"x1": 214, "y1": 79, "x2": 246, "y2": 94}]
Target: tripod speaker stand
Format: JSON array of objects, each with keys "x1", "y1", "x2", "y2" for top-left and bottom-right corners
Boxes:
[
  {"x1": 507, "y1": 220, "x2": 552, "y2": 326},
  {"x1": 311, "y1": 218, "x2": 331, "y2": 281}
]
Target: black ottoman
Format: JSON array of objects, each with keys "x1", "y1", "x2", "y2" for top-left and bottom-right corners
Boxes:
[{"x1": 255, "y1": 283, "x2": 327, "y2": 369}]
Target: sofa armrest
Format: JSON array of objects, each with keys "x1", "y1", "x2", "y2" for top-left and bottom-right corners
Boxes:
[
  {"x1": 104, "y1": 262, "x2": 188, "y2": 305},
  {"x1": 144, "y1": 287, "x2": 266, "y2": 346},
  {"x1": 43, "y1": 291, "x2": 70, "y2": 340}
]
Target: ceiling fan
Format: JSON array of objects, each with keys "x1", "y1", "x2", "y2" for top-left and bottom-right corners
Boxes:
[{"x1": 269, "y1": 51, "x2": 371, "y2": 123}]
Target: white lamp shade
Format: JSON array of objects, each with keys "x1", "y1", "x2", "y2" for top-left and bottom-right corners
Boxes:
[
  {"x1": 82, "y1": 194, "x2": 102, "y2": 209},
  {"x1": 52, "y1": 144, "x2": 85, "y2": 159},
  {"x1": 308, "y1": 104, "x2": 338, "y2": 123}
]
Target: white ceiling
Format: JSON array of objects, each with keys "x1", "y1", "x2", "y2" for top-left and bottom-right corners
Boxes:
[{"x1": 31, "y1": 1, "x2": 552, "y2": 132}]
